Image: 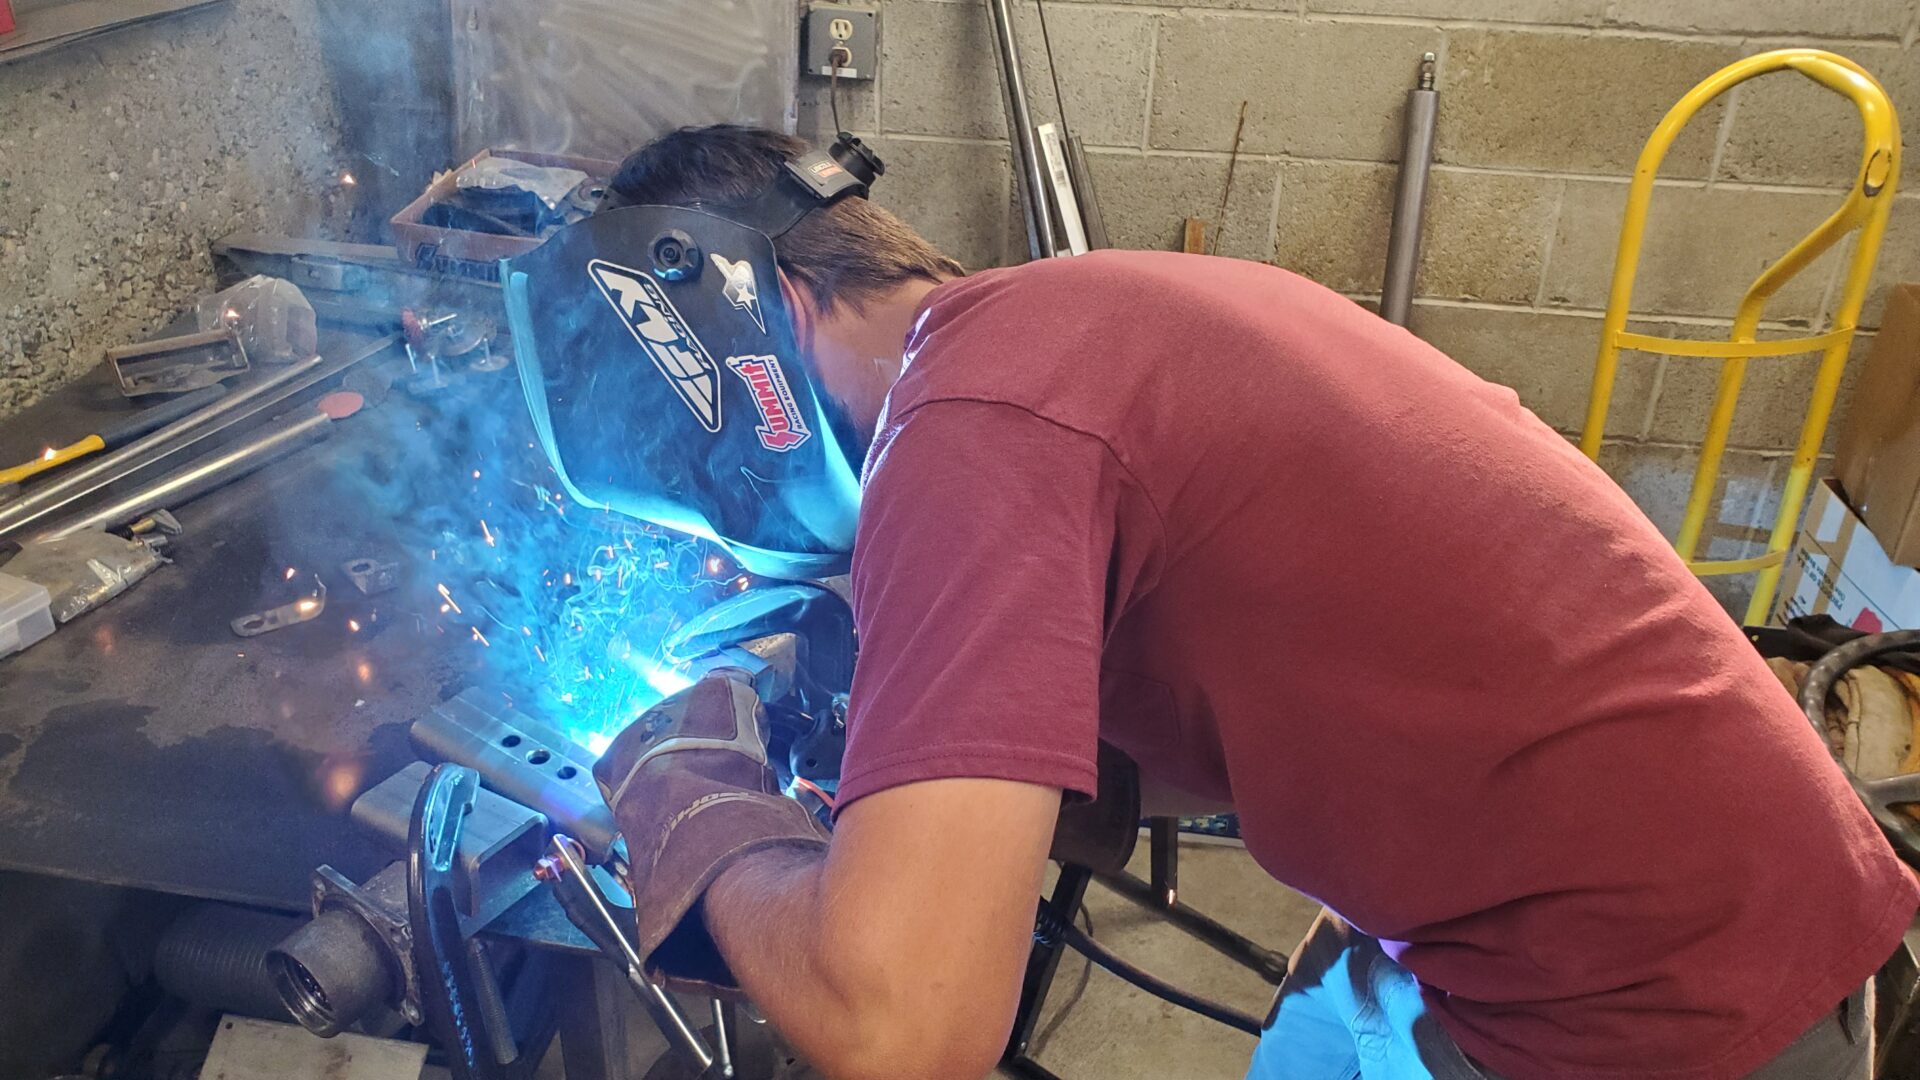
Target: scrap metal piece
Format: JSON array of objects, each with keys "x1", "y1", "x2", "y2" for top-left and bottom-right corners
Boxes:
[
  {"x1": 108, "y1": 327, "x2": 250, "y2": 398},
  {"x1": 410, "y1": 688, "x2": 617, "y2": 861},
  {"x1": 232, "y1": 577, "x2": 327, "y2": 637},
  {"x1": 343, "y1": 557, "x2": 402, "y2": 596},
  {"x1": 1, "y1": 531, "x2": 166, "y2": 623},
  {"x1": 351, "y1": 761, "x2": 545, "y2": 926}
]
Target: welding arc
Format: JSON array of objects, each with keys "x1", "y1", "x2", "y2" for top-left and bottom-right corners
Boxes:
[{"x1": 32, "y1": 395, "x2": 363, "y2": 542}]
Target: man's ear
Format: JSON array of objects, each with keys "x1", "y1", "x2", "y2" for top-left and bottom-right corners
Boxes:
[{"x1": 776, "y1": 268, "x2": 815, "y2": 349}]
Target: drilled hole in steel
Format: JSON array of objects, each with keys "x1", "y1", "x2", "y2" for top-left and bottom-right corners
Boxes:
[
  {"x1": 527, "y1": 749, "x2": 551, "y2": 766},
  {"x1": 556, "y1": 765, "x2": 578, "y2": 780},
  {"x1": 500, "y1": 734, "x2": 522, "y2": 748},
  {"x1": 349, "y1": 559, "x2": 372, "y2": 572}
]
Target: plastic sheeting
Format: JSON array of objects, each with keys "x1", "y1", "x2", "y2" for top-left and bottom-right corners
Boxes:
[{"x1": 451, "y1": 0, "x2": 798, "y2": 162}]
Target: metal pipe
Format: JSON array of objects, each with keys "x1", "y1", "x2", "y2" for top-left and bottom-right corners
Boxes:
[
  {"x1": 33, "y1": 408, "x2": 335, "y2": 541},
  {"x1": 1381, "y1": 53, "x2": 1439, "y2": 328},
  {"x1": 987, "y1": 0, "x2": 1058, "y2": 260},
  {"x1": 0, "y1": 334, "x2": 398, "y2": 540}
]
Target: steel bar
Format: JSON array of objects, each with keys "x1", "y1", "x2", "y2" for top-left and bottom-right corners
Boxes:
[
  {"x1": 1381, "y1": 53, "x2": 1438, "y2": 327},
  {"x1": 550, "y1": 837, "x2": 717, "y2": 1075},
  {"x1": 987, "y1": 0, "x2": 1057, "y2": 260},
  {"x1": 33, "y1": 408, "x2": 333, "y2": 541},
  {"x1": 0, "y1": 334, "x2": 399, "y2": 540},
  {"x1": 1094, "y1": 869, "x2": 1289, "y2": 983},
  {"x1": 1064, "y1": 134, "x2": 1108, "y2": 250}
]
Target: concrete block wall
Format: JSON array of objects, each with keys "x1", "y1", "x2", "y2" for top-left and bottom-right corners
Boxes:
[
  {"x1": 800, "y1": 0, "x2": 1920, "y2": 614},
  {"x1": 0, "y1": 0, "x2": 350, "y2": 416}
]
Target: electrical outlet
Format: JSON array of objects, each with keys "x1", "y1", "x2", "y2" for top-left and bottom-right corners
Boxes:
[{"x1": 804, "y1": 3, "x2": 877, "y2": 81}]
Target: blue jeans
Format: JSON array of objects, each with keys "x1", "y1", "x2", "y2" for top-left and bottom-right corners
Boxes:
[
  {"x1": 1247, "y1": 911, "x2": 1489, "y2": 1080},
  {"x1": 1247, "y1": 910, "x2": 1873, "y2": 1080}
]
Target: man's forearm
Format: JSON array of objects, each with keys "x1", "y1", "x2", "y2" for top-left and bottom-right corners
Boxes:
[{"x1": 704, "y1": 845, "x2": 934, "y2": 1079}]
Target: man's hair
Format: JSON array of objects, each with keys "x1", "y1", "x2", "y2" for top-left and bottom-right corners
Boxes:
[{"x1": 607, "y1": 125, "x2": 963, "y2": 314}]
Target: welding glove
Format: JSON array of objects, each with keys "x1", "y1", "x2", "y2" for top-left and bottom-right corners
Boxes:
[{"x1": 593, "y1": 670, "x2": 829, "y2": 993}]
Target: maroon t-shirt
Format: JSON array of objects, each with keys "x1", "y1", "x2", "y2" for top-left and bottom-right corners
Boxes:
[{"x1": 837, "y1": 250, "x2": 1917, "y2": 1079}]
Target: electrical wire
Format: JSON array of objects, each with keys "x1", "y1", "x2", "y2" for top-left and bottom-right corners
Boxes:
[
  {"x1": 1035, "y1": 904, "x2": 1266, "y2": 1036},
  {"x1": 792, "y1": 775, "x2": 837, "y2": 812},
  {"x1": 828, "y1": 46, "x2": 851, "y2": 136}
]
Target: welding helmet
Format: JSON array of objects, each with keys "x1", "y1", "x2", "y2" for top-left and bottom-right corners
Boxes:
[{"x1": 502, "y1": 135, "x2": 885, "y2": 579}]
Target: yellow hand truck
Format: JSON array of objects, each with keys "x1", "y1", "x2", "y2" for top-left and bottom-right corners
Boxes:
[{"x1": 1579, "y1": 49, "x2": 1901, "y2": 624}]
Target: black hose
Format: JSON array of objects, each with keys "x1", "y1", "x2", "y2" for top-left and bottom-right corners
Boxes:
[
  {"x1": 1794, "y1": 628, "x2": 1920, "y2": 861},
  {"x1": 1034, "y1": 906, "x2": 1265, "y2": 1036},
  {"x1": 154, "y1": 903, "x2": 303, "y2": 1022}
]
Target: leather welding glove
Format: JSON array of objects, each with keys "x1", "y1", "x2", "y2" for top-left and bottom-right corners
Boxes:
[
  {"x1": 592, "y1": 669, "x2": 829, "y2": 992},
  {"x1": 1049, "y1": 740, "x2": 1142, "y2": 875}
]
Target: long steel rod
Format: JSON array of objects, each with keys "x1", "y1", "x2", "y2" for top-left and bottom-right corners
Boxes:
[
  {"x1": 0, "y1": 334, "x2": 398, "y2": 540},
  {"x1": 1381, "y1": 53, "x2": 1439, "y2": 327},
  {"x1": 987, "y1": 0, "x2": 1058, "y2": 260},
  {"x1": 34, "y1": 409, "x2": 335, "y2": 541}
]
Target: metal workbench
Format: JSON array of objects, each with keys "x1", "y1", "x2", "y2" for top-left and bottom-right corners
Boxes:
[{"x1": 0, "y1": 328, "x2": 581, "y2": 946}]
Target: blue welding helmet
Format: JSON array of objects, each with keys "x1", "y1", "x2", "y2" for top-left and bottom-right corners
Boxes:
[{"x1": 502, "y1": 137, "x2": 884, "y2": 579}]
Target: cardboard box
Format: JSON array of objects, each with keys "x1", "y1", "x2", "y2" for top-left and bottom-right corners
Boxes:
[
  {"x1": 388, "y1": 148, "x2": 618, "y2": 283},
  {"x1": 1833, "y1": 283, "x2": 1920, "y2": 565},
  {"x1": 1775, "y1": 478, "x2": 1920, "y2": 632}
]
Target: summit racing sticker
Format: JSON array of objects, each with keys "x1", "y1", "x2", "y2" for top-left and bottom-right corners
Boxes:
[
  {"x1": 588, "y1": 259, "x2": 722, "y2": 432},
  {"x1": 726, "y1": 355, "x2": 812, "y2": 452},
  {"x1": 708, "y1": 252, "x2": 767, "y2": 334}
]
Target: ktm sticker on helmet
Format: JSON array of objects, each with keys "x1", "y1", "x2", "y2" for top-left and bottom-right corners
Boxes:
[
  {"x1": 709, "y1": 252, "x2": 767, "y2": 334},
  {"x1": 588, "y1": 258, "x2": 723, "y2": 432},
  {"x1": 726, "y1": 355, "x2": 812, "y2": 452}
]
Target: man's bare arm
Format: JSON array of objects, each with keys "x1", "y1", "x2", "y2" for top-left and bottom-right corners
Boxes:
[{"x1": 704, "y1": 777, "x2": 1061, "y2": 1080}]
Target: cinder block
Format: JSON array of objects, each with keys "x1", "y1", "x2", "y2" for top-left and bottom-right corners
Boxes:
[
  {"x1": 1275, "y1": 164, "x2": 1561, "y2": 305},
  {"x1": 1151, "y1": 17, "x2": 1442, "y2": 158},
  {"x1": 1717, "y1": 45, "x2": 1919, "y2": 188},
  {"x1": 1595, "y1": 440, "x2": 1781, "y2": 612},
  {"x1": 1541, "y1": 180, "x2": 1838, "y2": 322},
  {"x1": 869, "y1": 138, "x2": 1014, "y2": 272},
  {"x1": 1606, "y1": 0, "x2": 1912, "y2": 38},
  {"x1": 1437, "y1": 31, "x2": 1741, "y2": 177},
  {"x1": 1407, "y1": 302, "x2": 1655, "y2": 438},
  {"x1": 1084, "y1": 151, "x2": 1281, "y2": 263},
  {"x1": 1307, "y1": 0, "x2": 1602, "y2": 23},
  {"x1": 796, "y1": 78, "x2": 879, "y2": 146},
  {"x1": 1861, "y1": 197, "x2": 1920, "y2": 331},
  {"x1": 1641, "y1": 326, "x2": 1872, "y2": 453},
  {"x1": 880, "y1": 0, "x2": 1155, "y2": 148}
]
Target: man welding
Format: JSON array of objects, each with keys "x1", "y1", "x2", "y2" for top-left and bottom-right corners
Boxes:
[{"x1": 503, "y1": 125, "x2": 1917, "y2": 1080}]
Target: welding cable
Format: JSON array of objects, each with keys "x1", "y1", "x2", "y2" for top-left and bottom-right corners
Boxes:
[
  {"x1": 791, "y1": 775, "x2": 836, "y2": 812},
  {"x1": 1795, "y1": 628, "x2": 1920, "y2": 861},
  {"x1": 1033, "y1": 904, "x2": 1265, "y2": 1036}
]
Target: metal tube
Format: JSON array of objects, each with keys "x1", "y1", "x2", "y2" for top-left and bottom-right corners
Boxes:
[
  {"x1": 1380, "y1": 53, "x2": 1438, "y2": 328},
  {"x1": 0, "y1": 334, "x2": 398, "y2": 540},
  {"x1": 1064, "y1": 133, "x2": 1108, "y2": 250},
  {"x1": 550, "y1": 837, "x2": 716, "y2": 1074},
  {"x1": 34, "y1": 409, "x2": 334, "y2": 541},
  {"x1": 987, "y1": 0, "x2": 1058, "y2": 260}
]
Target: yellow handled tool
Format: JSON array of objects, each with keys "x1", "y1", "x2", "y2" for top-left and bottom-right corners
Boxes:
[
  {"x1": 0, "y1": 384, "x2": 229, "y2": 488},
  {"x1": 1579, "y1": 49, "x2": 1900, "y2": 623}
]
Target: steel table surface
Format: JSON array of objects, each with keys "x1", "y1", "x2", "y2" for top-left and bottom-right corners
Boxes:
[{"x1": 0, "y1": 328, "x2": 593, "y2": 951}]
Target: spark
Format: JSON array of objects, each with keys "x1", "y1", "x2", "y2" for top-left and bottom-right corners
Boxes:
[
  {"x1": 283, "y1": 566, "x2": 297, "y2": 580},
  {"x1": 347, "y1": 618, "x2": 362, "y2": 633},
  {"x1": 39, "y1": 447, "x2": 56, "y2": 461},
  {"x1": 480, "y1": 519, "x2": 496, "y2": 547},
  {"x1": 436, "y1": 583, "x2": 462, "y2": 614},
  {"x1": 472, "y1": 470, "x2": 482, "y2": 480},
  {"x1": 534, "y1": 645, "x2": 547, "y2": 662},
  {"x1": 439, "y1": 603, "x2": 451, "y2": 614},
  {"x1": 223, "y1": 307, "x2": 240, "y2": 323},
  {"x1": 706, "y1": 556, "x2": 723, "y2": 575},
  {"x1": 585, "y1": 732, "x2": 614, "y2": 756},
  {"x1": 472, "y1": 626, "x2": 491, "y2": 647},
  {"x1": 735, "y1": 576, "x2": 751, "y2": 592},
  {"x1": 295, "y1": 598, "x2": 319, "y2": 614},
  {"x1": 340, "y1": 171, "x2": 357, "y2": 187},
  {"x1": 355, "y1": 660, "x2": 372, "y2": 683}
]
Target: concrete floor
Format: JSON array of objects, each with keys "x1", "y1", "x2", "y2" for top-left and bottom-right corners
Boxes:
[{"x1": 1006, "y1": 837, "x2": 1316, "y2": 1080}]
